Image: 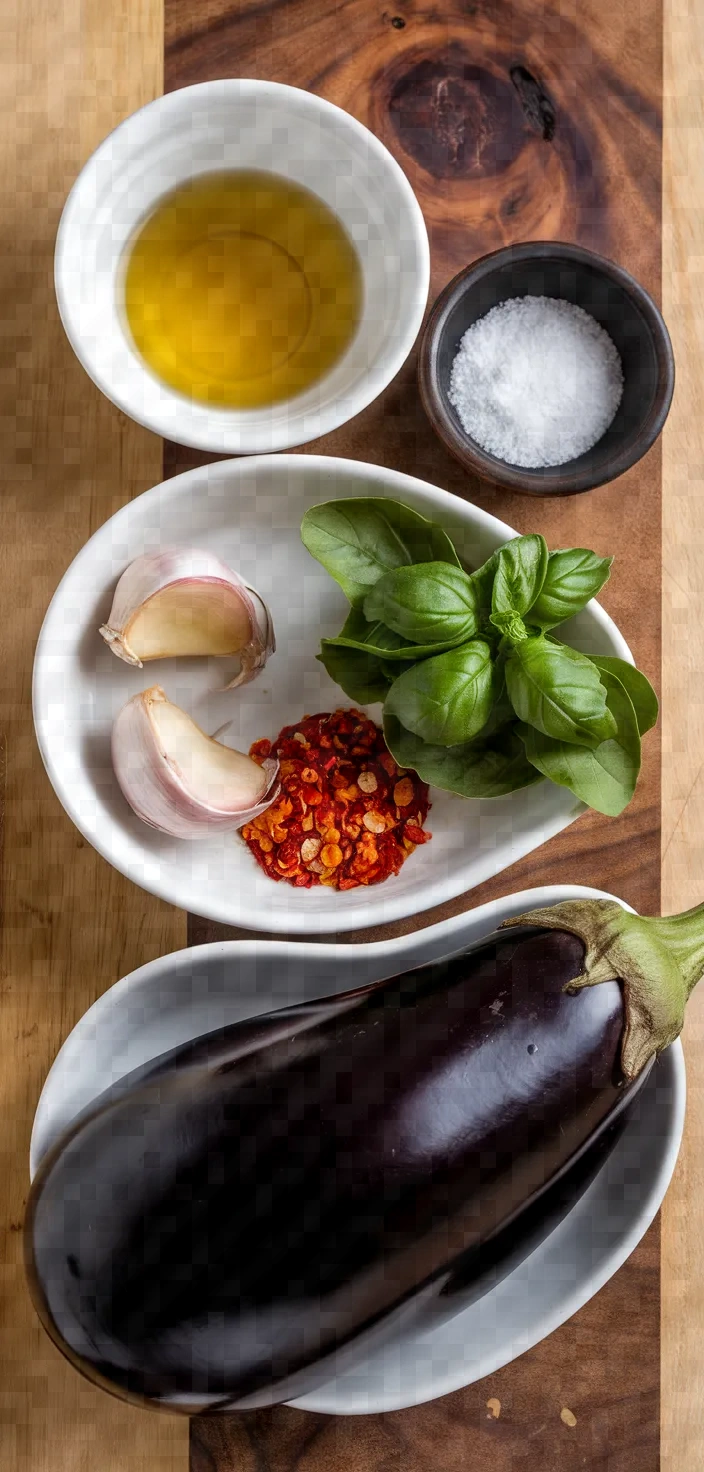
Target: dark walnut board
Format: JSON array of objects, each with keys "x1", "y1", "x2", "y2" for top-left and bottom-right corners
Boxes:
[{"x1": 163, "y1": 0, "x2": 663, "y2": 1466}]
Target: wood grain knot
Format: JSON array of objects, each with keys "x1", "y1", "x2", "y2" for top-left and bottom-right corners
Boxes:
[{"x1": 388, "y1": 53, "x2": 532, "y2": 179}]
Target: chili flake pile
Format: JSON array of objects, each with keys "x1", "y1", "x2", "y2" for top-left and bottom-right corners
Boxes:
[{"x1": 241, "y1": 709, "x2": 431, "y2": 890}]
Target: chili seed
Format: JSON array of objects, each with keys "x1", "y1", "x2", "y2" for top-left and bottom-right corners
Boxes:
[
  {"x1": 301, "y1": 767, "x2": 319, "y2": 784},
  {"x1": 357, "y1": 771, "x2": 378, "y2": 793},
  {"x1": 300, "y1": 837, "x2": 321, "y2": 862},
  {"x1": 394, "y1": 778, "x2": 414, "y2": 806},
  {"x1": 321, "y1": 843, "x2": 343, "y2": 868},
  {"x1": 363, "y1": 812, "x2": 386, "y2": 834}
]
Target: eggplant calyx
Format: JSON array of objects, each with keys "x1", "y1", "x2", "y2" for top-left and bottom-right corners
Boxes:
[{"x1": 500, "y1": 898, "x2": 704, "y2": 1081}]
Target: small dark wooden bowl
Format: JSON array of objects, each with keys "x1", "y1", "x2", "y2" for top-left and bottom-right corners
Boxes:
[{"x1": 418, "y1": 241, "x2": 675, "y2": 497}]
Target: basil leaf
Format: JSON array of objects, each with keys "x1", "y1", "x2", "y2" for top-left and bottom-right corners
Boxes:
[
  {"x1": 385, "y1": 641, "x2": 496, "y2": 747},
  {"x1": 506, "y1": 636, "x2": 617, "y2": 747},
  {"x1": 468, "y1": 549, "x2": 499, "y2": 622},
  {"x1": 327, "y1": 607, "x2": 465, "y2": 662},
  {"x1": 527, "y1": 548, "x2": 613, "y2": 631},
  {"x1": 475, "y1": 680, "x2": 515, "y2": 740},
  {"x1": 491, "y1": 535, "x2": 548, "y2": 626},
  {"x1": 363, "y1": 562, "x2": 480, "y2": 646},
  {"x1": 384, "y1": 715, "x2": 543, "y2": 799},
  {"x1": 301, "y1": 497, "x2": 460, "y2": 607},
  {"x1": 517, "y1": 668, "x2": 641, "y2": 816},
  {"x1": 586, "y1": 656, "x2": 658, "y2": 736},
  {"x1": 317, "y1": 641, "x2": 392, "y2": 704}
]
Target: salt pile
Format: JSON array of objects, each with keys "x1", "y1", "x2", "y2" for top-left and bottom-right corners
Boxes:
[{"x1": 448, "y1": 295, "x2": 624, "y2": 469}]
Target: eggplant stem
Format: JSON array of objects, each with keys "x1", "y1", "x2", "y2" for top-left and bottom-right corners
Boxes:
[{"x1": 501, "y1": 898, "x2": 704, "y2": 1081}]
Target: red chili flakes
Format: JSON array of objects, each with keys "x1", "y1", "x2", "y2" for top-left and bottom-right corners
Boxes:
[{"x1": 242, "y1": 709, "x2": 432, "y2": 890}]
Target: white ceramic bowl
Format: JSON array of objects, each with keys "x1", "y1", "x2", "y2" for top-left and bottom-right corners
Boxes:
[
  {"x1": 30, "y1": 885, "x2": 685, "y2": 1414},
  {"x1": 54, "y1": 79, "x2": 430, "y2": 453},
  {"x1": 32, "y1": 454, "x2": 636, "y2": 935}
]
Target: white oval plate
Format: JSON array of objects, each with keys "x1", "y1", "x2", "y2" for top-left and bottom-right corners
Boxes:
[
  {"x1": 33, "y1": 454, "x2": 633, "y2": 935},
  {"x1": 30, "y1": 885, "x2": 685, "y2": 1416}
]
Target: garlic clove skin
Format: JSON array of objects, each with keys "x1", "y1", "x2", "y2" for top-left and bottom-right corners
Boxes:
[
  {"x1": 223, "y1": 583, "x2": 276, "y2": 690},
  {"x1": 112, "y1": 686, "x2": 280, "y2": 840},
  {"x1": 99, "y1": 549, "x2": 275, "y2": 687}
]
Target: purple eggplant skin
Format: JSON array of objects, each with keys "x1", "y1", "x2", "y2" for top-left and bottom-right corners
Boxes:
[{"x1": 24, "y1": 925, "x2": 653, "y2": 1413}]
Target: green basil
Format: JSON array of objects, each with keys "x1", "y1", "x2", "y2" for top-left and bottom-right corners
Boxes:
[
  {"x1": 385, "y1": 641, "x2": 496, "y2": 747},
  {"x1": 468, "y1": 549, "x2": 499, "y2": 622},
  {"x1": 317, "y1": 641, "x2": 392, "y2": 705},
  {"x1": 585, "y1": 656, "x2": 658, "y2": 736},
  {"x1": 383, "y1": 715, "x2": 543, "y2": 799},
  {"x1": 327, "y1": 607, "x2": 465, "y2": 662},
  {"x1": 304, "y1": 496, "x2": 656, "y2": 821},
  {"x1": 506, "y1": 636, "x2": 617, "y2": 747},
  {"x1": 363, "y1": 562, "x2": 480, "y2": 646},
  {"x1": 301, "y1": 497, "x2": 460, "y2": 607},
  {"x1": 475, "y1": 680, "x2": 515, "y2": 740},
  {"x1": 491, "y1": 535, "x2": 548, "y2": 629},
  {"x1": 527, "y1": 548, "x2": 613, "y2": 630},
  {"x1": 517, "y1": 668, "x2": 641, "y2": 816}
]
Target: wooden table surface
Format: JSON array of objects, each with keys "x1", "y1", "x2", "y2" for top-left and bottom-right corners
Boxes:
[
  {"x1": 166, "y1": 3, "x2": 663, "y2": 1467},
  {"x1": 0, "y1": 0, "x2": 702, "y2": 1468}
]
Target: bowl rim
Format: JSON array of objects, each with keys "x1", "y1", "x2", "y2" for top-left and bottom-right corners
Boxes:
[
  {"x1": 418, "y1": 239, "x2": 676, "y2": 497},
  {"x1": 54, "y1": 78, "x2": 431, "y2": 454}
]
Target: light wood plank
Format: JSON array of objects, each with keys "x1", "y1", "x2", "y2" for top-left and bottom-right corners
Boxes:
[
  {"x1": 661, "y1": 0, "x2": 704, "y2": 1466},
  {"x1": 0, "y1": 0, "x2": 188, "y2": 1467}
]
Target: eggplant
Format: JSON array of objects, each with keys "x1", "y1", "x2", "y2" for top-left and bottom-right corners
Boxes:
[{"x1": 24, "y1": 896, "x2": 702, "y2": 1412}]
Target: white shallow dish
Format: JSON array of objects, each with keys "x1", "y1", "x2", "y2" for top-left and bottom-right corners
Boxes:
[
  {"x1": 54, "y1": 79, "x2": 429, "y2": 453},
  {"x1": 33, "y1": 454, "x2": 635, "y2": 936},
  {"x1": 30, "y1": 885, "x2": 685, "y2": 1415}
]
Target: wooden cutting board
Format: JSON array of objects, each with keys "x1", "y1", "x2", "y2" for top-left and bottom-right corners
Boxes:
[{"x1": 163, "y1": 0, "x2": 663, "y2": 1466}]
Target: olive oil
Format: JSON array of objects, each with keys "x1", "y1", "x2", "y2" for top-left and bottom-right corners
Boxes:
[{"x1": 123, "y1": 171, "x2": 362, "y2": 409}]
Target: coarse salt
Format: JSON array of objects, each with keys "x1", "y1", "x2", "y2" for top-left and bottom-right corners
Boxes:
[{"x1": 448, "y1": 295, "x2": 624, "y2": 469}]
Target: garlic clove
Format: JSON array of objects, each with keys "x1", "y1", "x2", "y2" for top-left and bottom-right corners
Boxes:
[
  {"x1": 123, "y1": 581, "x2": 251, "y2": 660},
  {"x1": 112, "y1": 685, "x2": 279, "y2": 840},
  {"x1": 223, "y1": 583, "x2": 276, "y2": 690},
  {"x1": 99, "y1": 549, "x2": 275, "y2": 687}
]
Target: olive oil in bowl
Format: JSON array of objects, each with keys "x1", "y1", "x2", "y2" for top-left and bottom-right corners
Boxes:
[{"x1": 123, "y1": 171, "x2": 362, "y2": 409}]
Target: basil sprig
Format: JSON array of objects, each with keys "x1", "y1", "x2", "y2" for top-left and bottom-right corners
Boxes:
[{"x1": 303, "y1": 496, "x2": 658, "y2": 818}]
